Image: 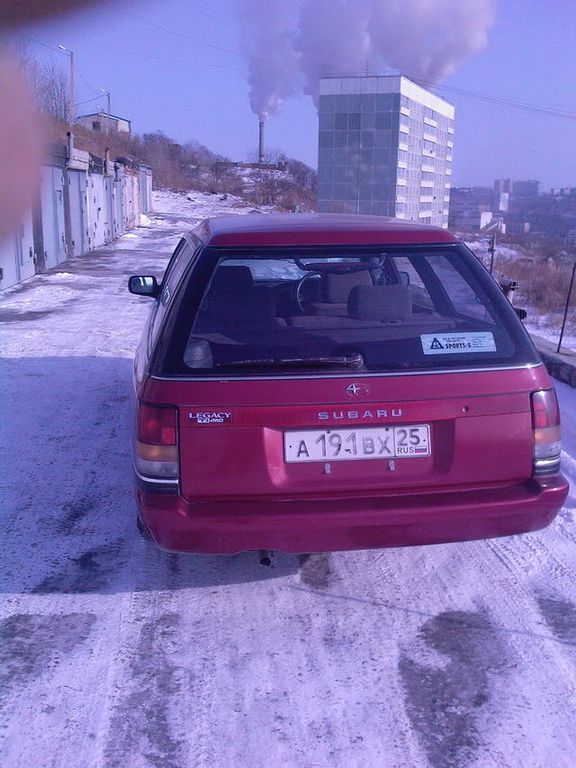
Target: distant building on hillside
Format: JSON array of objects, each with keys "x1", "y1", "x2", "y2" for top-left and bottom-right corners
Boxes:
[
  {"x1": 551, "y1": 187, "x2": 576, "y2": 197},
  {"x1": 316, "y1": 74, "x2": 455, "y2": 227},
  {"x1": 493, "y1": 178, "x2": 512, "y2": 212},
  {"x1": 76, "y1": 112, "x2": 132, "y2": 135},
  {"x1": 452, "y1": 178, "x2": 573, "y2": 241},
  {"x1": 493, "y1": 178, "x2": 541, "y2": 212},
  {"x1": 448, "y1": 187, "x2": 495, "y2": 230},
  {"x1": 511, "y1": 179, "x2": 540, "y2": 199},
  {"x1": 494, "y1": 179, "x2": 513, "y2": 194}
]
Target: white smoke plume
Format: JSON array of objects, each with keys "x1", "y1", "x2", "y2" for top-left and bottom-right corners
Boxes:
[
  {"x1": 238, "y1": 0, "x2": 494, "y2": 116},
  {"x1": 296, "y1": 0, "x2": 375, "y2": 100},
  {"x1": 367, "y1": 0, "x2": 495, "y2": 83},
  {"x1": 238, "y1": 0, "x2": 300, "y2": 119}
]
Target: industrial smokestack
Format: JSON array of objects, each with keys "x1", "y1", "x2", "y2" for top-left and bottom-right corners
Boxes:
[{"x1": 258, "y1": 119, "x2": 265, "y2": 164}]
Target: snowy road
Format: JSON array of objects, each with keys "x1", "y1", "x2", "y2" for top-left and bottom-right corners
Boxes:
[{"x1": 1, "y1": 193, "x2": 575, "y2": 768}]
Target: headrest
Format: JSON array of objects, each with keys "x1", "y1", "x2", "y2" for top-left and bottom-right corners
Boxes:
[
  {"x1": 323, "y1": 270, "x2": 373, "y2": 302},
  {"x1": 208, "y1": 285, "x2": 278, "y2": 326},
  {"x1": 210, "y1": 265, "x2": 253, "y2": 293},
  {"x1": 348, "y1": 285, "x2": 412, "y2": 321}
]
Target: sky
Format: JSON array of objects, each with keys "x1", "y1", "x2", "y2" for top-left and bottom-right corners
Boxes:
[{"x1": 8, "y1": 0, "x2": 576, "y2": 190}]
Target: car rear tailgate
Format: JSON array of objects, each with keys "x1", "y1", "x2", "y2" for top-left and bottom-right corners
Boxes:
[{"x1": 140, "y1": 366, "x2": 549, "y2": 501}]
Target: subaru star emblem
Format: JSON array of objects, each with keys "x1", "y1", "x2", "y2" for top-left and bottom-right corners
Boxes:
[{"x1": 346, "y1": 383, "x2": 371, "y2": 397}]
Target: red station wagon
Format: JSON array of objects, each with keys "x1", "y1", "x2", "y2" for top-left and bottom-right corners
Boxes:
[{"x1": 128, "y1": 214, "x2": 568, "y2": 555}]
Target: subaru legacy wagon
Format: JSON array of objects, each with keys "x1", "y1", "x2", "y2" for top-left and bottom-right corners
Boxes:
[{"x1": 128, "y1": 214, "x2": 568, "y2": 554}]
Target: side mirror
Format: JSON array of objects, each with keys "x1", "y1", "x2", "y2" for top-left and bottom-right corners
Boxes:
[
  {"x1": 128, "y1": 275, "x2": 160, "y2": 298},
  {"x1": 514, "y1": 307, "x2": 527, "y2": 320}
]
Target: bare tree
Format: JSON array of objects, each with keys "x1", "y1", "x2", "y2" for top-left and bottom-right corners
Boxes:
[
  {"x1": 9, "y1": 42, "x2": 43, "y2": 103},
  {"x1": 9, "y1": 43, "x2": 70, "y2": 122},
  {"x1": 37, "y1": 61, "x2": 70, "y2": 122}
]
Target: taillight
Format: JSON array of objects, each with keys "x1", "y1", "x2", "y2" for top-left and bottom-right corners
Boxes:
[
  {"x1": 135, "y1": 403, "x2": 179, "y2": 479},
  {"x1": 531, "y1": 389, "x2": 562, "y2": 475}
]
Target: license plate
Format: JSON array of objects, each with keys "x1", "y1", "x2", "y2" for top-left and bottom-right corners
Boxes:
[{"x1": 284, "y1": 425, "x2": 431, "y2": 463}]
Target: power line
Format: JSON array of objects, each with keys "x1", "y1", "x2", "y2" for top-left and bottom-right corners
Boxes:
[
  {"x1": 21, "y1": 35, "x2": 103, "y2": 95},
  {"x1": 74, "y1": 93, "x2": 106, "y2": 107},
  {"x1": 21, "y1": 35, "x2": 61, "y2": 54},
  {"x1": 115, "y1": 8, "x2": 276, "y2": 67},
  {"x1": 188, "y1": 2, "x2": 245, "y2": 32},
  {"x1": 22, "y1": 32, "x2": 576, "y2": 122},
  {"x1": 187, "y1": 1, "x2": 265, "y2": 44},
  {"x1": 72, "y1": 64, "x2": 101, "y2": 95},
  {"x1": 179, "y1": 7, "x2": 576, "y2": 121},
  {"x1": 329, "y1": 70, "x2": 576, "y2": 121},
  {"x1": 412, "y1": 76, "x2": 576, "y2": 121},
  {"x1": 98, "y1": 44, "x2": 247, "y2": 73}
]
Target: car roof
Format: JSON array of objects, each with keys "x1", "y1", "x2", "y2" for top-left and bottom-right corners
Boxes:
[{"x1": 189, "y1": 213, "x2": 460, "y2": 248}]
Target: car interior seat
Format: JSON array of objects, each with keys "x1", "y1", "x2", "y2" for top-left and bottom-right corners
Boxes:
[
  {"x1": 204, "y1": 266, "x2": 286, "y2": 327},
  {"x1": 308, "y1": 270, "x2": 373, "y2": 316},
  {"x1": 348, "y1": 284, "x2": 413, "y2": 323}
]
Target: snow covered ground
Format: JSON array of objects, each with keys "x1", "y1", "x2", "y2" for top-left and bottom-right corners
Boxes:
[{"x1": 1, "y1": 192, "x2": 575, "y2": 768}]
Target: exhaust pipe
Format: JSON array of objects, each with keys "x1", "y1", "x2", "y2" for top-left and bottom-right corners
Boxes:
[{"x1": 258, "y1": 549, "x2": 274, "y2": 567}]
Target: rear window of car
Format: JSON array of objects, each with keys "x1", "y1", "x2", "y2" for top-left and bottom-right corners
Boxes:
[{"x1": 156, "y1": 244, "x2": 539, "y2": 377}]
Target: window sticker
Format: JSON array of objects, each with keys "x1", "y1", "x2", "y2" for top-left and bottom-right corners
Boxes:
[{"x1": 420, "y1": 332, "x2": 496, "y2": 355}]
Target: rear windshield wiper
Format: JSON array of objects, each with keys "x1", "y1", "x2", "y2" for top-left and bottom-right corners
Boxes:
[{"x1": 215, "y1": 353, "x2": 364, "y2": 370}]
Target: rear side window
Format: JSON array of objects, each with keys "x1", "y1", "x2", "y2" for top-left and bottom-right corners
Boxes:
[
  {"x1": 161, "y1": 239, "x2": 198, "y2": 306},
  {"x1": 149, "y1": 239, "x2": 197, "y2": 348},
  {"x1": 157, "y1": 244, "x2": 538, "y2": 377},
  {"x1": 428, "y1": 254, "x2": 492, "y2": 321}
]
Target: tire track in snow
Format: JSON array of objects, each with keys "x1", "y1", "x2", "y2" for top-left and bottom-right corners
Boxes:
[
  {"x1": 312, "y1": 539, "x2": 575, "y2": 767},
  {"x1": 101, "y1": 609, "x2": 186, "y2": 768},
  {"x1": 91, "y1": 545, "x2": 222, "y2": 768},
  {"x1": 290, "y1": 550, "x2": 429, "y2": 766},
  {"x1": 399, "y1": 610, "x2": 510, "y2": 768},
  {"x1": 0, "y1": 613, "x2": 96, "y2": 708}
]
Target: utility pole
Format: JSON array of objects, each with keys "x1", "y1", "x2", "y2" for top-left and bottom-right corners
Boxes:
[
  {"x1": 58, "y1": 45, "x2": 75, "y2": 122},
  {"x1": 488, "y1": 232, "x2": 496, "y2": 274},
  {"x1": 557, "y1": 257, "x2": 576, "y2": 354}
]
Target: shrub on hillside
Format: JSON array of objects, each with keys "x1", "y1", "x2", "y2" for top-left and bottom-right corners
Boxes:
[{"x1": 495, "y1": 254, "x2": 575, "y2": 315}]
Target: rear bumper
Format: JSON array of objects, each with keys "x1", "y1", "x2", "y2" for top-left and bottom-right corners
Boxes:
[
  {"x1": 136, "y1": 475, "x2": 569, "y2": 554},
  {"x1": 137, "y1": 474, "x2": 568, "y2": 554}
]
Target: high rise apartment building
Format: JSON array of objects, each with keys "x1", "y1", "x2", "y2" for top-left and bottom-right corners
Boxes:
[{"x1": 317, "y1": 75, "x2": 455, "y2": 227}]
